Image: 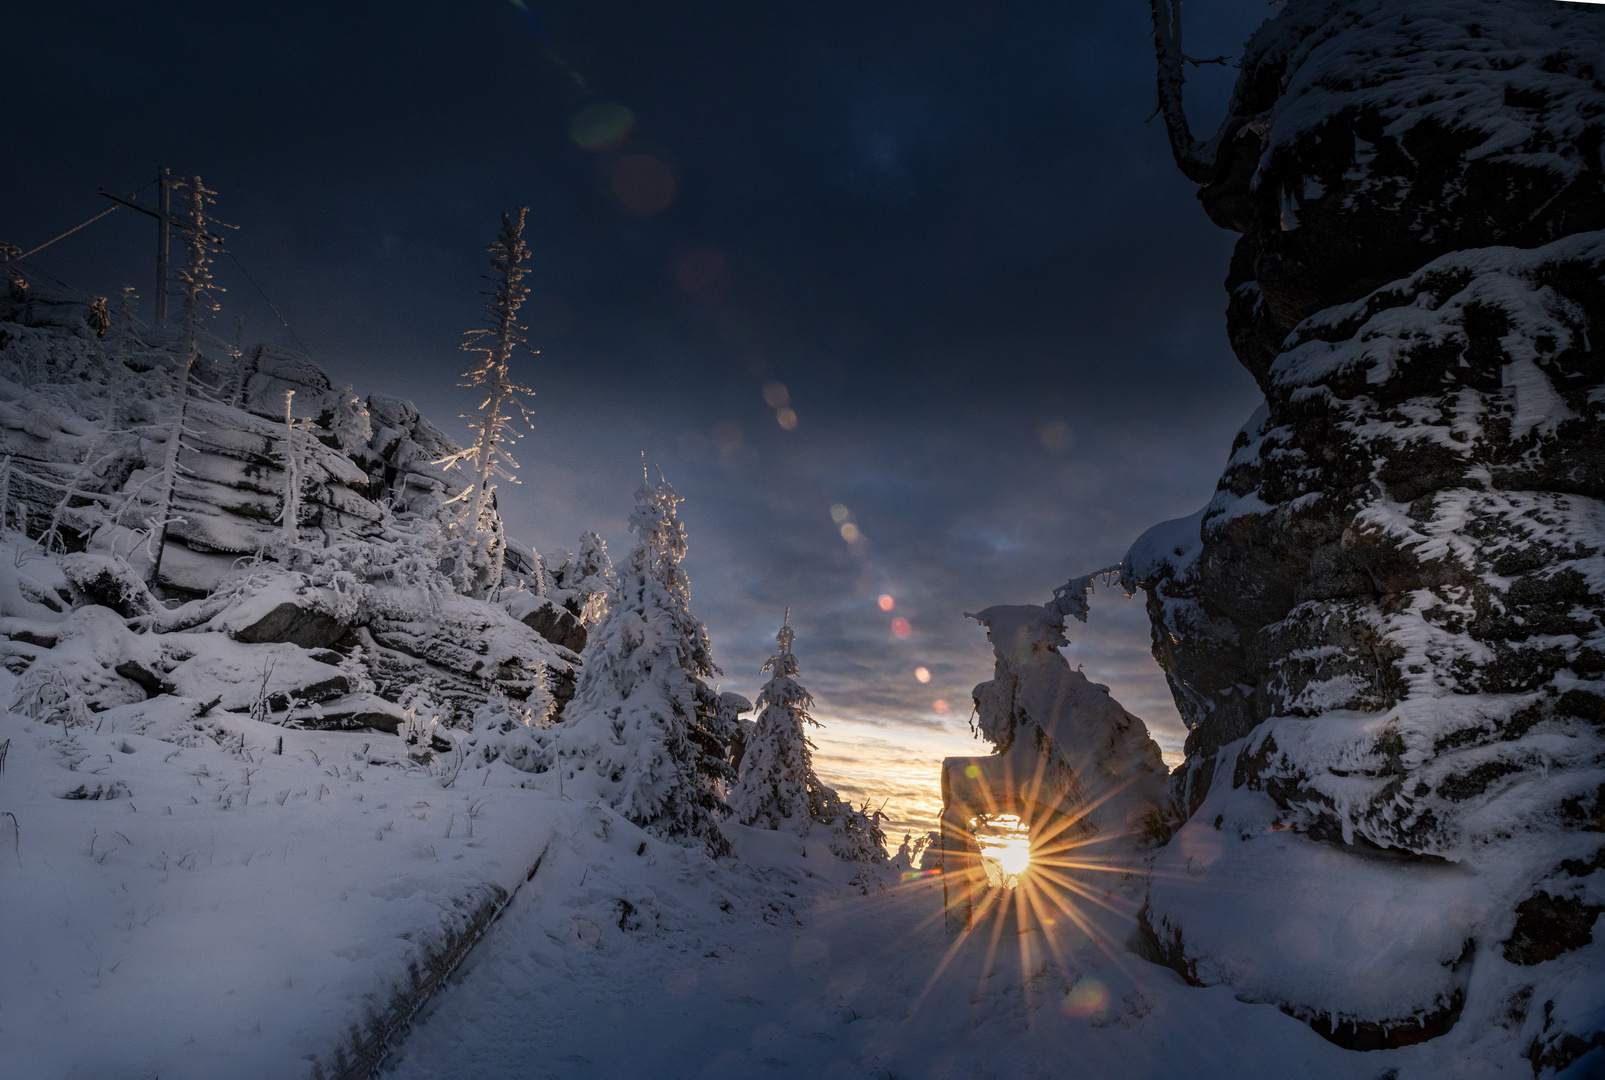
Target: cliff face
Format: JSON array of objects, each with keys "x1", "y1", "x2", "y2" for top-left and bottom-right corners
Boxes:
[
  {"x1": 1129, "y1": 0, "x2": 1605, "y2": 1065},
  {"x1": 0, "y1": 297, "x2": 588, "y2": 729}
]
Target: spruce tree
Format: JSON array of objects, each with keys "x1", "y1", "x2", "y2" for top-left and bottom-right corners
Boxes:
[
  {"x1": 570, "y1": 529, "x2": 617, "y2": 628},
  {"x1": 555, "y1": 477, "x2": 732, "y2": 854},
  {"x1": 731, "y1": 611, "x2": 823, "y2": 833},
  {"x1": 437, "y1": 207, "x2": 536, "y2": 598}
]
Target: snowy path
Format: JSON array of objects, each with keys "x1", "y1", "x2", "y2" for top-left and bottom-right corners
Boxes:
[{"x1": 381, "y1": 816, "x2": 1401, "y2": 1080}]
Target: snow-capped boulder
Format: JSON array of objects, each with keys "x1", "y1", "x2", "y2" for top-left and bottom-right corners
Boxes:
[
  {"x1": 504, "y1": 591, "x2": 587, "y2": 654},
  {"x1": 1132, "y1": 0, "x2": 1605, "y2": 1062},
  {"x1": 60, "y1": 552, "x2": 157, "y2": 618}
]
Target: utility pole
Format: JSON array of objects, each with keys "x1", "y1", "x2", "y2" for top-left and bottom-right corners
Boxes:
[
  {"x1": 154, "y1": 166, "x2": 170, "y2": 326},
  {"x1": 100, "y1": 168, "x2": 224, "y2": 328}
]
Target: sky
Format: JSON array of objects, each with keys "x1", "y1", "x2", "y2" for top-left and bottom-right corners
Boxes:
[{"x1": 2, "y1": 0, "x2": 1270, "y2": 839}]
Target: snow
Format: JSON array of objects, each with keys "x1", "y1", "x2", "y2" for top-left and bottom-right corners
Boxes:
[
  {"x1": 0, "y1": 683, "x2": 554, "y2": 1080},
  {"x1": 381, "y1": 815, "x2": 1373, "y2": 1080}
]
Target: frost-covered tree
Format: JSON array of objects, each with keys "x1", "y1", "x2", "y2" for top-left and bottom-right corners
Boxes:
[
  {"x1": 148, "y1": 177, "x2": 225, "y2": 588},
  {"x1": 731, "y1": 611, "x2": 823, "y2": 833},
  {"x1": 570, "y1": 529, "x2": 617, "y2": 628},
  {"x1": 275, "y1": 390, "x2": 315, "y2": 554},
  {"x1": 555, "y1": 477, "x2": 731, "y2": 854},
  {"x1": 329, "y1": 384, "x2": 373, "y2": 457},
  {"x1": 0, "y1": 454, "x2": 14, "y2": 536},
  {"x1": 437, "y1": 207, "x2": 537, "y2": 598}
]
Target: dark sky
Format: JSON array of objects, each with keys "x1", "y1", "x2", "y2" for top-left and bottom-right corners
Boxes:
[{"x1": 3, "y1": 0, "x2": 1270, "y2": 832}]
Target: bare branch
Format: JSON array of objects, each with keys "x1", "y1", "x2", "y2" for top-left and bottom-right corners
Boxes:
[{"x1": 1148, "y1": 0, "x2": 1220, "y2": 183}]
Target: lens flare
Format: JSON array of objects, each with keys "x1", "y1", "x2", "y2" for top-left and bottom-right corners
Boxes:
[
  {"x1": 763, "y1": 382, "x2": 790, "y2": 408},
  {"x1": 711, "y1": 421, "x2": 742, "y2": 453},
  {"x1": 831, "y1": 504, "x2": 851, "y2": 524},
  {"x1": 1039, "y1": 419, "x2": 1074, "y2": 454},
  {"x1": 609, "y1": 152, "x2": 676, "y2": 215},
  {"x1": 914, "y1": 666, "x2": 931, "y2": 684},
  {"x1": 840, "y1": 522, "x2": 861, "y2": 543},
  {"x1": 673, "y1": 247, "x2": 729, "y2": 305},
  {"x1": 776, "y1": 407, "x2": 798, "y2": 430},
  {"x1": 933, "y1": 698, "x2": 950, "y2": 714},
  {"x1": 569, "y1": 102, "x2": 635, "y2": 151},
  {"x1": 877, "y1": 594, "x2": 894, "y2": 611},
  {"x1": 891, "y1": 617, "x2": 910, "y2": 638},
  {"x1": 1063, "y1": 975, "x2": 1111, "y2": 1018}
]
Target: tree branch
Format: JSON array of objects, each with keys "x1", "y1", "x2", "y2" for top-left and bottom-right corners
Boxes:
[{"x1": 1149, "y1": 0, "x2": 1220, "y2": 184}]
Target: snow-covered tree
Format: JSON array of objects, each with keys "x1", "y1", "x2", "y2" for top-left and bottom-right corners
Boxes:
[
  {"x1": 275, "y1": 390, "x2": 315, "y2": 554},
  {"x1": 555, "y1": 476, "x2": 732, "y2": 854},
  {"x1": 0, "y1": 454, "x2": 14, "y2": 536},
  {"x1": 437, "y1": 207, "x2": 537, "y2": 598},
  {"x1": 570, "y1": 529, "x2": 617, "y2": 627},
  {"x1": 329, "y1": 384, "x2": 373, "y2": 457},
  {"x1": 148, "y1": 177, "x2": 225, "y2": 588},
  {"x1": 730, "y1": 611, "x2": 823, "y2": 833}
]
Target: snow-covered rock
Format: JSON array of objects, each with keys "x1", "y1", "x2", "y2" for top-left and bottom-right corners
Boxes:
[
  {"x1": 940, "y1": 603, "x2": 1174, "y2": 932},
  {"x1": 1131, "y1": 0, "x2": 1605, "y2": 1065}
]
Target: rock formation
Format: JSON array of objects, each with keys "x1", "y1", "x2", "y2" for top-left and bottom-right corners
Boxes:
[
  {"x1": 0, "y1": 291, "x2": 585, "y2": 735},
  {"x1": 941, "y1": 603, "x2": 1174, "y2": 934},
  {"x1": 1130, "y1": 0, "x2": 1605, "y2": 1065}
]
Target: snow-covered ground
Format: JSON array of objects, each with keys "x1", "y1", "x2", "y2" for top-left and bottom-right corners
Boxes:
[
  {"x1": 381, "y1": 816, "x2": 1571, "y2": 1080},
  {"x1": 0, "y1": 676, "x2": 558, "y2": 1080},
  {"x1": 5, "y1": 651, "x2": 1599, "y2": 1080}
]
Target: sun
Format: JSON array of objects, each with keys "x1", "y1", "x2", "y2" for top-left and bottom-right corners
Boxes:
[
  {"x1": 975, "y1": 814, "x2": 1032, "y2": 884},
  {"x1": 991, "y1": 835, "x2": 1032, "y2": 877}
]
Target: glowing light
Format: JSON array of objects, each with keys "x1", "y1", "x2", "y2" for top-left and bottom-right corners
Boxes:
[
  {"x1": 992, "y1": 836, "x2": 1031, "y2": 877},
  {"x1": 914, "y1": 666, "x2": 931, "y2": 684},
  {"x1": 609, "y1": 152, "x2": 676, "y2": 215},
  {"x1": 891, "y1": 616, "x2": 910, "y2": 638},
  {"x1": 975, "y1": 814, "x2": 1032, "y2": 887},
  {"x1": 776, "y1": 407, "x2": 798, "y2": 430},
  {"x1": 1063, "y1": 975, "x2": 1111, "y2": 1018},
  {"x1": 932, "y1": 698, "x2": 949, "y2": 714},
  {"x1": 762, "y1": 382, "x2": 790, "y2": 408},
  {"x1": 831, "y1": 504, "x2": 851, "y2": 524},
  {"x1": 569, "y1": 102, "x2": 635, "y2": 151},
  {"x1": 840, "y1": 522, "x2": 861, "y2": 543},
  {"x1": 964, "y1": 764, "x2": 981, "y2": 779},
  {"x1": 876, "y1": 593, "x2": 894, "y2": 611}
]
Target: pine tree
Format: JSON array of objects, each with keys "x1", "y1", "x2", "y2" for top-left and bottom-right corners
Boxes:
[
  {"x1": 570, "y1": 529, "x2": 618, "y2": 628},
  {"x1": 555, "y1": 476, "x2": 731, "y2": 854},
  {"x1": 731, "y1": 611, "x2": 823, "y2": 833},
  {"x1": 437, "y1": 207, "x2": 537, "y2": 598}
]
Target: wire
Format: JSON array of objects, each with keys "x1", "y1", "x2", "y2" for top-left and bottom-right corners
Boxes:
[
  {"x1": 15, "y1": 204, "x2": 121, "y2": 260},
  {"x1": 223, "y1": 249, "x2": 315, "y2": 361}
]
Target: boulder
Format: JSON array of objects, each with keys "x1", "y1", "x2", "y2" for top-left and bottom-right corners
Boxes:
[{"x1": 516, "y1": 598, "x2": 587, "y2": 653}]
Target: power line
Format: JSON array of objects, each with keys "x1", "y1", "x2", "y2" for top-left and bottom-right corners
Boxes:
[
  {"x1": 15, "y1": 204, "x2": 121, "y2": 260},
  {"x1": 223, "y1": 248, "x2": 314, "y2": 361}
]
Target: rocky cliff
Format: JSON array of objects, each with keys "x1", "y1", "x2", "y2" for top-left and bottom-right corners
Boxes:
[
  {"x1": 0, "y1": 290, "x2": 604, "y2": 735},
  {"x1": 1128, "y1": 0, "x2": 1605, "y2": 1068}
]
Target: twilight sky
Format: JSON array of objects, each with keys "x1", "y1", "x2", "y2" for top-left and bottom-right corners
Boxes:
[{"x1": 3, "y1": 0, "x2": 1270, "y2": 839}]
